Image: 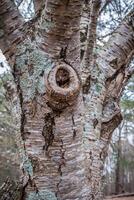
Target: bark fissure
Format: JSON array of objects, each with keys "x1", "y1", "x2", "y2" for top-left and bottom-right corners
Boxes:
[
  {"x1": 72, "y1": 115, "x2": 77, "y2": 139},
  {"x1": 56, "y1": 138, "x2": 65, "y2": 198},
  {"x1": 1, "y1": 1, "x2": 134, "y2": 200},
  {"x1": 42, "y1": 112, "x2": 55, "y2": 151}
]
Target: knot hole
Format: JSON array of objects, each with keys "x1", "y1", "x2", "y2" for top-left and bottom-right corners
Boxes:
[{"x1": 56, "y1": 68, "x2": 70, "y2": 88}]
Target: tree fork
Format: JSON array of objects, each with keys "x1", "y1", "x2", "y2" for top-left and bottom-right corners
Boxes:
[{"x1": 0, "y1": 1, "x2": 134, "y2": 200}]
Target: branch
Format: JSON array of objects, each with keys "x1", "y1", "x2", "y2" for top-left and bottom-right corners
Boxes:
[
  {"x1": 80, "y1": 0, "x2": 91, "y2": 59},
  {"x1": 101, "y1": 63, "x2": 133, "y2": 138},
  {"x1": 97, "y1": 10, "x2": 134, "y2": 79},
  {"x1": 0, "y1": 0, "x2": 24, "y2": 57},
  {"x1": 99, "y1": 0, "x2": 112, "y2": 15},
  {"x1": 98, "y1": 11, "x2": 134, "y2": 141},
  {"x1": 82, "y1": 0, "x2": 101, "y2": 88},
  {"x1": 38, "y1": 0, "x2": 82, "y2": 65},
  {"x1": 101, "y1": 110, "x2": 123, "y2": 141}
]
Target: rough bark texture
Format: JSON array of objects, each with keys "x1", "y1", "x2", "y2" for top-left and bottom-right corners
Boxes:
[
  {"x1": 0, "y1": 0, "x2": 24, "y2": 58},
  {"x1": 80, "y1": 8, "x2": 133, "y2": 200},
  {"x1": 33, "y1": 0, "x2": 44, "y2": 14},
  {"x1": 82, "y1": 0, "x2": 101, "y2": 86},
  {"x1": 0, "y1": 1, "x2": 134, "y2": 200},
  {"x1": 0, "y1": 178, "x2": 22, "y2": 200},
  {"x1": 11, "y1": 1, "x2": 88, "y2": 199}
]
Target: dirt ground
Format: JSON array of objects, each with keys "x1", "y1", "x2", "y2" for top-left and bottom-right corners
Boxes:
[{"x1": 105, "y1": 197, "x2": 134, "y2": 200}]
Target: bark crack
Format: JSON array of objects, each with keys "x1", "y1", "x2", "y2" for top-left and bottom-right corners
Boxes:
[
  {"x1": 56, "y1": 139, "x2": 66, "y2": 198},
  {"x1": 72, "y1": 114, "x2": 77, "y2": 139},
  {"x1": 42, "y1": 112, "x2": 55, "y2": 151}
]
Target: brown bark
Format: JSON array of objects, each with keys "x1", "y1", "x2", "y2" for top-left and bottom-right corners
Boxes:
[
  {"x1": 82, "y1": 0, "x2": 101, "y2": 73},
  {"x1": 0, "y1": 1, "x2": 134, "y2": 200},
  {"x1": 98, "y1": 11, "x2": 134, "y2": 138},
  {"x1": 81, "y1": 0, "x2": 102, "y2": 93},
  {"x1": 38, "y1": 0, "x2": 82, "y2": 65},
  {"x1": 80, "y1": 0, "x2": 91, "y2": 59},
  {"x1": 0, "y1": 0, "x2": 24, "y2": 58},
  {"x1": 82, "y1": 10, "x2": 134, "y2": 200},
  {"x1": 11, "y1": 1, "x2": 88, "y2": 199},
  {"x1": 33, "y1": 0, "x2": 44, "y2": 14}
]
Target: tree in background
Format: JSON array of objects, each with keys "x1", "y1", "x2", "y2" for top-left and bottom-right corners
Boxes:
[
  {"x1": 0, "y1": 70, "x2": 21, "y2": 180},
  {"x1": 0, "y1": 0, "x2": 134, "y2": 199},
  {"x1": 104, "y1": 76, "x2": 134, "y2": 196},
  {"x1": 115, "y1": 76, "x2": 134, "y2": 195}
]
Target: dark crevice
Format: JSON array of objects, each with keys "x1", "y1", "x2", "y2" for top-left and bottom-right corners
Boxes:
[
  {"x1": 56, "y1": 139, "x2": 65, "y2": 198},
  {"x1": 93, "y1": 118, "x2": 98, "y2": 128},
  {"x1": 72, "y1": 114, "x2": 76, "y2": 139},
  {"x1": 42, "y1": 112, "x2": 55, "y2": 151},
  {"x1": 60, "y1": 46, "x2": 67, "y2": 60},
  {"x1": 82, "y1": 75, "x2": 91, "y2": 94}
]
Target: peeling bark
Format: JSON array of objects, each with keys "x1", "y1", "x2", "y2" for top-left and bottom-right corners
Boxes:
[
  {"x1": 0, "y1": 0, "x2": 24, "y2": 57},
  {"x1": 82, "y1": 0, "x2": 101, "y2": 83},
  {"x1": 0, "y1": 1, "x2": 134, "y2": 200},
  {"x1": 9, "y1": 1, "x2": 88, "y2": 199},
  {"x1": 82, "y1": 10, "x2": 134, "y2": 200}
]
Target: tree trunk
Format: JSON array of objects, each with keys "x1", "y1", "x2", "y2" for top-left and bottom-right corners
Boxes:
[
  {"x1": 115, "y1": 127, "x2": 122, "y2": 194},
  {"x1": 0, "y1": 1, "x2": 134, "y2": 200}
]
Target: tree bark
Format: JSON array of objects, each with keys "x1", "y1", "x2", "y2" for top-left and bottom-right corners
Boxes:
[
  {"x1": 0, "y1": 0, "x2": 24, "y2": 58},
  {"x1": 0, "y1": 1, "x2": 134, "y2": 200},
  {"x1": 33, "y1": 0, "x2": 45, "y2": 14},
  {"x1": 10, "y1": 1, "x2": 89, "y2": 199},
  {"x1": 81, "y1": 9, "x2": 134, "y2": 200}
]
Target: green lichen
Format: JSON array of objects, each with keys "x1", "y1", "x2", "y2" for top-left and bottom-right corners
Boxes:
[
  {"x1": 37, "y1": 76, "x2": 45, "y2": 94},
  {"x1": 40, "y1": 8, "x2": 54, "y2": 32},
  {"x1": 41, "y1": 20, "x2": 54, "y2": 33},
  {"x1": 15, "y1": 130, "x2": 33, "y2": 178},
  {"x1": 95, "y1": 83, "x2": 102, "y2": 93},
  {"x1": 23, "y1": 155, "x2": 33, "y2": 177},
  {"x1": 15, "y1": 39, "x2": 54, "y2": 101},
  {"x1": 17, "y1": 138, "x2": 33, "y2": 177},
  {"x1": 26, "y1": 190, "x2": 57, "y2": 200},
  {"x1": 0, "y1": 29, "x2": 4, "y2": 38}
]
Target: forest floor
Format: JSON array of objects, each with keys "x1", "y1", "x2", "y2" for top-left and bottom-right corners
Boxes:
[{"x1": 105, "y1": 196, "x2": 134, "y2": 200}]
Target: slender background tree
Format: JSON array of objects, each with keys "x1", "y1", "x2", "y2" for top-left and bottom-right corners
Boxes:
[{"x1": 104, "y1": 76, "x2": 134, "y2": 196}]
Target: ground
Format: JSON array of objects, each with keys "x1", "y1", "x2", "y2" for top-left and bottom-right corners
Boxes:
[{"x1": 105, "y1": 197, "x2": 134, "y2": 200}]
